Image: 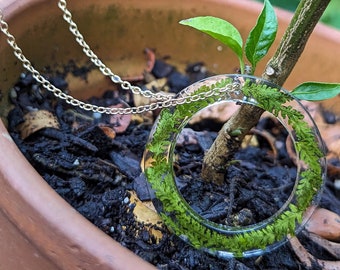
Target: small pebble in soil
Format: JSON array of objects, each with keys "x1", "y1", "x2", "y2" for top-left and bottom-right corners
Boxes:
[
  {"x1": 123, "y1": 197, "x2": 130, "y2": 204},
  {"x1": 335, "y1": 179, "x2": 340, "y2": 197}
]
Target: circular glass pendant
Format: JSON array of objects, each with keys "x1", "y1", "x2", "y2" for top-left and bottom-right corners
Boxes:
[{"x1": 142, "y1": 74, "x2": 325, "y2": 258}]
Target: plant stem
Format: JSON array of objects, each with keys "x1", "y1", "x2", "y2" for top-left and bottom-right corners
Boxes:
[
  {"x1": 262, "y1": 0, "x2": 331, "y2": 84},
  {"x1": 239, "y1": 56, "x2": 245, "y2": 74},
  {"x1": 201, "y1": 0, "x2": 330, "y2": 185}
]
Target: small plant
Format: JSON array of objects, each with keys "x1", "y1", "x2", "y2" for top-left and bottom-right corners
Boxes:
[{"x1": 144, "y1": 0, "x2": 340, "y2": 257}]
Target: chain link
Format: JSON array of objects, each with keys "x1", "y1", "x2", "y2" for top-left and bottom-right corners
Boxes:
[{"x1": 0, "y1": 4, "x2": 237, "y2": 115}]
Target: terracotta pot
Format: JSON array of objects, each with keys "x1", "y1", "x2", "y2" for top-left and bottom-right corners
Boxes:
[{"x1": 0, "y1": 0, "x2": 339, "y2": 269}]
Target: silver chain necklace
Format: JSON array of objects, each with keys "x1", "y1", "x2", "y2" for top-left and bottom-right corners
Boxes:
[{"x1": 0, "y1": 1, "x2": 234, "y2": 115}]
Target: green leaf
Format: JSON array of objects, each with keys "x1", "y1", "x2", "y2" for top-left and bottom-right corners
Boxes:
[
  {"x1": 179, "y1": 16, "x2": 243, "y2": 61},
  {"x1": 245, "y1": 0, "x2": 278, "y2": 71},
  {"x1": 291, "y1": 82, "x2": 340, "y2": 101}
]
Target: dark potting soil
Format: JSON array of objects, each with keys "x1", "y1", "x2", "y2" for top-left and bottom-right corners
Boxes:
[{"x1": 7, "y1": 56, "x2": 340, "y2": 270}]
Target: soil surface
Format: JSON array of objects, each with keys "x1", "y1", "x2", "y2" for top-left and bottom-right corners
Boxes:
[{"x1": 7, "y1": 54, "x2": 340, "y2": 270}]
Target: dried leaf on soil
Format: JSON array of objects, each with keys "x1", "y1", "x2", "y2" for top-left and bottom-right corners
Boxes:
[
  {"x1": 18, "y1": 110, "x2": 60, "y2": 139},
  {"x1": 128, "y1": 190, "x2": 163, "y2": 242},
  {"x1": 305, "y1": 208, "x2": 340, "y2": 242}
]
